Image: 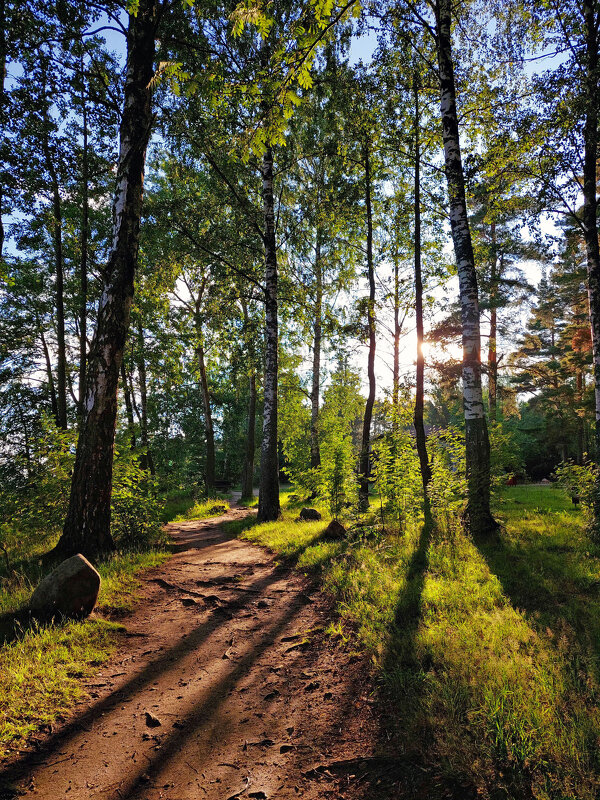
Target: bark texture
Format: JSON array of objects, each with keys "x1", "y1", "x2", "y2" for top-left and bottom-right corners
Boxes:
[
  {"x1": 197, "y1": 330, "x2": 216, "y2": 492},
  {"x1": 435, "y1": 0, "x2": 497, "y2": 539},
  {"x1": 310, "y1": 232, "x2": 322, "y2": 470},
  {"x1": 135, "y1": 320, "x2": 155, "y2": 475},
  {"x1": 41, "y1": 99, "x2": 67, "y2": 429},
  {"x1": 242, "y1": 371, "x2": 257, "y2": 501},
  {"x1": 412, "y1": 78, "x2": 432, "y2": 525},
  {"x1": 487, "y1": 223, "x2": 497, "y2": 422},
  {"x1": 79, "y1": 59, "x2": 89, "y2": 417},
  {"x1": 257, "y1": 142, "x2": 281, "y2": 522},
  {"x1": 358, "y1": 140, "x2": 376, "y2": 511},
  {"x1": 54, "y1": 0, "x2": 158, "y2": 560},
  {"x1": 582, "y1": 0, "x2": 600, "y2": 536},
  {"x1": 241, "y1": 301, "x2": 256, "y2": 501}
]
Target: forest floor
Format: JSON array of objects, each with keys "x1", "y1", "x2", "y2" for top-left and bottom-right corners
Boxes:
[{"x1": 0, "y1": 503, "x2": 408, "y2": 800}]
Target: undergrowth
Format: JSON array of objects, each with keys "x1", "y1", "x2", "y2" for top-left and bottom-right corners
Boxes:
[{"x1": 239, "y1": 484, "x2": 600, "y2": 799}]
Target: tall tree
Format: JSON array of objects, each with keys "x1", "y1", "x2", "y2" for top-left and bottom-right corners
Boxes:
[
  {"x1": 433, "y1": 0, "x2": 497, "y2": 538},
  {"x1": 54, "y1": 0, "x2": 159, "y2": 559}
]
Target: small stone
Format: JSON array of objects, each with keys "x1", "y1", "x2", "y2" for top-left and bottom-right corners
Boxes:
[{"x1": 145, "y1": 711, "x2": 162, "y2": 728}]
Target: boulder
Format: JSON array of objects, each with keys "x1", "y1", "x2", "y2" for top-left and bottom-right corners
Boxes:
[
  {"x1": 540, "y1": 478, "x2": 551, "y2": 485},
  {"x1": 299, "y1": 507, "x2": 322, "y2": 521},
  {"x1": 28, "y1": 554, "x2": 101, "y2": 620},
  {"x1": 322, "y1": 519, "x2": 346, "y2": 540}
]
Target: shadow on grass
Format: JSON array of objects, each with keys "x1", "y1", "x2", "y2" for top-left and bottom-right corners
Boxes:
[
  {"x1": 361, "y1": 521, "x2": 459, "y2": 800},
  {"x1": 479, "y1": 528, "x2": 600, "y2": 686}
]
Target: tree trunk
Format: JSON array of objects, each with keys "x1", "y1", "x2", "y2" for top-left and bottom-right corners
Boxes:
[
  {"x1": 79, "y1": 56, "x2": 89, "y2": 417},
  {"x1": 136, "y1": 320, "x2": 155, "y2": 475},
  {"x1": 582, "y1": 0, "x2": 600, "y2": 536},
  {"x1": 310, "y1": 231, "x2": 322, "y2": 470},
  {"x1": 38, "y1": 322, "x2": 58, "y2": 423},
  {"x1": 412, "y1": 76, "x2": 432, "y2": 526},
  {"x1": 488, "y1": 223, "x2": 498, "y2": 422},
  {"x1": 434, "y1": 0, "x2": 497, "y2": 539},
  {"x1": 393, "y1": 249, "x2": 400, "y2": 410},
  {"x1": 242, "y1": 371, "x2": 257, "y2": 500},
  {"x1": 53, "y1": 0, "x2": 158, "y2": 561},
  {"x1": 0, "y1": 0, "x2": 6, "y2": 261},
  {"x1": 258, "y1": 141, "x2": 281, "y2": 522},
  {"x1": 120, "y1": 359, "x2": 136, "y2": 449},
  {"x1": 41, "y1": 98, "x2": 67, "y2": 429},
  {"x1": 241, "y1": 300, "x2": 256, "y2": 501},
  {"x1": 196, "y1": 326, "x2": 216, "y2": 492},
  {"x1": 358, "y1": 139, "x2": 376, "y2": 512}
]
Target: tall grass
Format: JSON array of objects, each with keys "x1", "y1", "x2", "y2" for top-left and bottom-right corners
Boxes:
[{"x1": 240, "y1": 485, "x2": 600, "y2": 799}]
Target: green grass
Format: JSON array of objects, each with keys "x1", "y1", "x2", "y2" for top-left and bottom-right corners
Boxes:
[
  {"x1": 239, "y1": 484, "x2": 600, "y2": 799},
  {"x1": 0, "y1": 617, "x2": 124, "y2": 756},
  {"x1": 169, "y1": 497, "x2": 230, "y2": 523},
  {"x1": 0, "y1": 542, "x2": 169, "y2": 756}
]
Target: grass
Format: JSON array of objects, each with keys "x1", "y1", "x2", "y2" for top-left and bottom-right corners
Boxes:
[
  {"x1": 161, "y1": 488, "x2": 230, "y2": 523},
  {"x1": 238, "y1": 484, "x2": 600, "y2": 799},
  {"x1": 0, "y1": 541, "x2": 169, "y2": 757},
  {"x1": 170, "y1": 497, "x2": 230, "y2": 523}
]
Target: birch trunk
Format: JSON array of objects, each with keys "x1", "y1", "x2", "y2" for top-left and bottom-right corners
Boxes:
[
  {"x1": 412, "y1": 77, "x2": 432, "y2": 525},
  {"x1": 310, "y1": 232, "x2": 322, "y2": 470},
  {"x1": 54, "y1": 0, "x2": 158, "y2": 560},
  {"x1": 435, "y1": 0, "x2": 497, "y2": 539},
  {"x1": 582, "y1": 0, "x2": 600, "y2": 536},
  {"x1": 258, "y1": 141, "x2": 281, "y2": 522},
  {"x1": 358, "y1": 139, "x2": 376, "y2": 511}
]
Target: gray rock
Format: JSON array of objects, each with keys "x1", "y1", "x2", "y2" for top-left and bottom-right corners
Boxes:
[
  {"x1": 28, "y1": 554, "x2": 101, "y2": 620},
  {"x1": 299, "y1": 507, "x2": 322, "y2": 521}
]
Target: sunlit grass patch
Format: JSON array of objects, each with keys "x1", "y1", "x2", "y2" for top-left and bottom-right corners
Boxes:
[
  {"x1": 237, "y1": 511, "x2": 333, "y2": 569},
  {"x1": 170, "y1": 497, "x2": 230, "y2": 523},
  {"x1": 0, "y1": 546, "x2": 169, "y2": 756},
  {"x1": 247, "y1": 485, "x2": 600, "y2": 798},
  {"x1": 0, "y1": 617, "x2": 124, "y2": 756},
  {"x1": 97, "y1": 549, "x2": 169, "y2": 614}
]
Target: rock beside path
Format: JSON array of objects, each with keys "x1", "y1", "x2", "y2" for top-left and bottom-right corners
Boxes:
[
  {"x1": 28, "y1": 554, "x2": 101, "y2": 620},
  {"x1": 298, "y1": 507, "x2": 322, "y2": 521}
]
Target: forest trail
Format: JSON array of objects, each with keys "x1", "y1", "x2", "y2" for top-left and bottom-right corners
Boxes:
[{"x1": 0, "y1": 505, "x2": 402, "y2": 800}]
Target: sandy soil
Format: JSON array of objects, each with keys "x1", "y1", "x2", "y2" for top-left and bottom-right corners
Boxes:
[{"x1": 0, "y1": 506, "x2": 408, "y2": 800}]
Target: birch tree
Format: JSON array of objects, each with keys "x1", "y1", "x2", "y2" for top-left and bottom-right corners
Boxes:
[
  {"x1": 54, "y1": 0, "x2": 160, "y2": 559},
  {"x1": 432, "y1": 0, "x2": 498, "y2": 538}
]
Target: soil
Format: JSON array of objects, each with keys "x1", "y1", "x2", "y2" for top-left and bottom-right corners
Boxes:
[{"x1": 0, "y1": 504, "x2": 411, "y2": 800}]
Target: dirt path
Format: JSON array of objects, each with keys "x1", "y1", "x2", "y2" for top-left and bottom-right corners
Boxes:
[{"x1": 0, "y1": 506, "x2": 404, "y2": 800}]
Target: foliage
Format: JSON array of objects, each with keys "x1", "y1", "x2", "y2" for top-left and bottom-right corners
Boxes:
[
  {"x1": 554, "y1": 459, "x2": 598, "y2": 527},
  {"x1": 0, "y1": 419, "x2": 166, "y2": 565},
  {"x1": 371, "y1": 401, "x2": 422, "y2": 532},
  {"x1": 110, "y1": 445, "x2": 166, "y2": 550}
]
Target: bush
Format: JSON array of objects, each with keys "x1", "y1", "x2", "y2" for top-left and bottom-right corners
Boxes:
[{"x1": 111, "y1": 447, "x2": 166, "y2": 549}]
